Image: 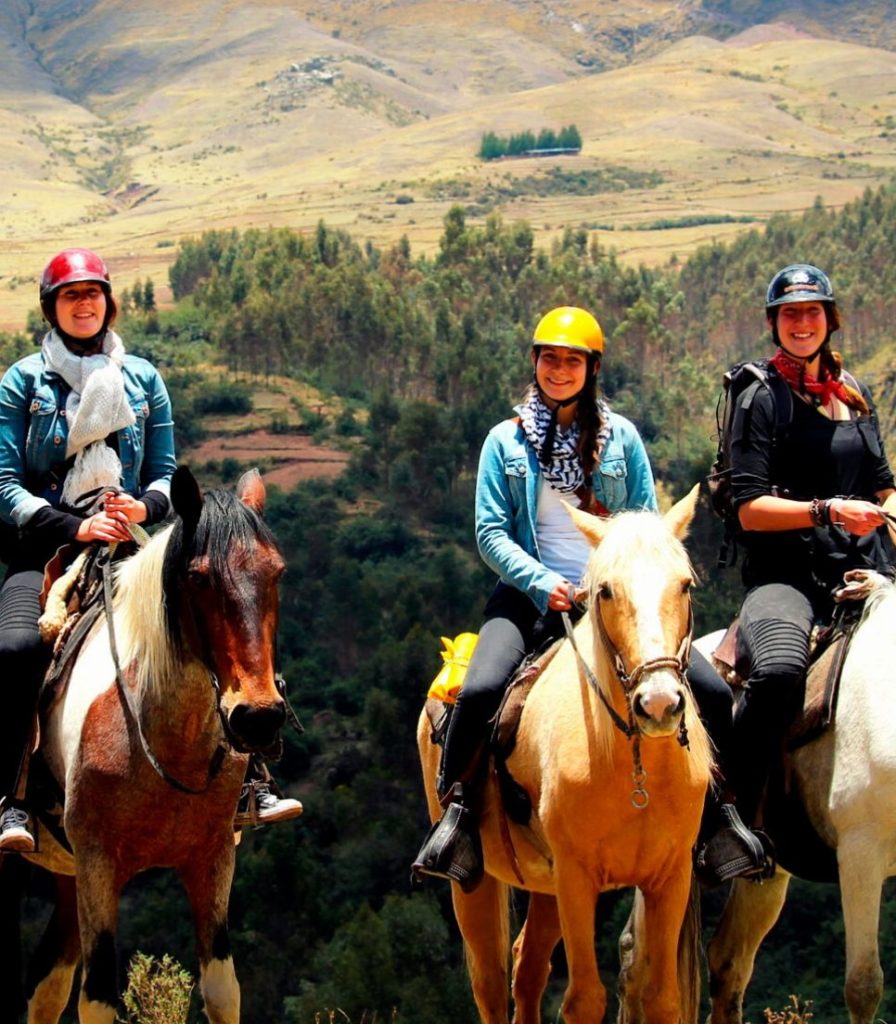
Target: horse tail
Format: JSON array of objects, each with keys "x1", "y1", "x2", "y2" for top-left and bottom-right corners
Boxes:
[{"x1": 676, "y1": 872, "x2": 702, "y2": 1024}]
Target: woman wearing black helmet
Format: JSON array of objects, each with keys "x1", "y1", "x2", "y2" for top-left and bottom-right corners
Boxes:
[{"x1": 696, "y1": 263, "x2": 896, "y2": 884}]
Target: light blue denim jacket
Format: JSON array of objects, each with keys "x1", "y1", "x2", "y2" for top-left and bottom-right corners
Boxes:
[
  {"x1": 475, "y1": 409, "x2": 657, "y2": 613},
  {"x1": 0, "y1": 350, "x2": 176, "y2": 527}
]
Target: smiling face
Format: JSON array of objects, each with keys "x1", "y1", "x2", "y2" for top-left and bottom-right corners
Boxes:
[
  {"x1": 54, "y1": 281, "x2": 108, "y2": 341},
  {"x1": 532, "y1": 345, "x2": 591, "y2": 407},
  {"x1": 771, "y1": 300, "x2": 830, "y2": 366}
]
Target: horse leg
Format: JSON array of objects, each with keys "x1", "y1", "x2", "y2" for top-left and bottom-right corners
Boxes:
[
  {"x1": 554, "y1": 863, "x2": 603, "y2": 1024},
  {"x1": 73, "y1": 853, "x2": 121, "y2": 1024},
  {"x1": 639, "y1": 867, "x2": 694, "y2": 1024},
  {"x1": 180, "y1": 845, "x2": 240, "y2": 1024},
  {"x1": 617, "y1": 890, "x2": 647, "y2": 1024},
  {"x1": 26, "y1": 874, "x2": 80, "y2": 1024},
  {"x1": 451, "y1": 874, "x2": 511, "y2": 1024},
  {"x1": 0, "y1": 856, "x2": 29, "y2": 1024},
  {"x1": 706, "y1": 871, "x2": 790, "y2": 1024},
  {"x1": 838, "y1": 830, "x2": 885, "y2": 1024},
  {"x1": 511, "y1": 892, "x2": 560, "y2": 1024}
]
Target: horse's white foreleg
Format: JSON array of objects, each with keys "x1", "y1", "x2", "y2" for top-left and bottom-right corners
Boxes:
[
  {"x1": 707, "y1": 870, "x2": 791, "y2": 1024},
  {"x1": 26, "y1": 874, "x2": 80, "y2": 1024},
  {"x1": 180, "y1": 845, "x2": 240, "y2": 1024},
  {"x1": 554, "y1": 861, "x2": 603, "y2": 1024},
  {"x1": 838, "y1": 829, "x2": 885, "y2": 1024},
  {"x1": 511, "y1": 892, "x2": 560, "y2": 1024}
]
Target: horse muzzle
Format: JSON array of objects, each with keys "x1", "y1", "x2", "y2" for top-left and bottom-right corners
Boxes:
[
  {"x1": 631, "y1": 674, "x2": 687, "y2": 738},
  {"x1": 225, "y1": 699, "x2": 287, "y2": 752}
]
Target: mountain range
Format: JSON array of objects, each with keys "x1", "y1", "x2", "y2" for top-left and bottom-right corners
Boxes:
[{"x1": 2, "y1": 0, "x2": 896, "y2": 328}]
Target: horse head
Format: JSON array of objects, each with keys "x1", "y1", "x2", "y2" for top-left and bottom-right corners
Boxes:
[
  {"x1": 567, "y1": 485, "x2": 700, "y2": 740},
  {"x1": 167, "y1": 465, "x2": 286, "y2": 752}
]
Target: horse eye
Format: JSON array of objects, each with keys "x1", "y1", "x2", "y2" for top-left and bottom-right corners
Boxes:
[
  {"x1": 598, "y1": 582, "x2": 613, "y2": 600},
  {"x1": 682, "y1": 579, "x2": 693, "y2": 594},
  {"x1": 187, "y1": 567, "x2": 210, "y2": 588}
]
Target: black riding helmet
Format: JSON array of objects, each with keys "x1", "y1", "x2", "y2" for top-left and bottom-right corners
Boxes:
[{"x1": 766, "y1": 264, "x2": 841, "y2": 348}]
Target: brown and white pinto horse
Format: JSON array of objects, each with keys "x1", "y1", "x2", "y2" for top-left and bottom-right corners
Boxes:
[
  {"x1": 13, "y1": 465, "x2": 286, "y2": 1024},
  {"x1": 419, "y1": 486, "x2": 713, "y2": 1024}
]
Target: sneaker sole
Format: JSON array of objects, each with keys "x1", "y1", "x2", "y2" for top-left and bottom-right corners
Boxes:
[{"x1": 0, "y1": 830, "x2": 36, "y2": 854}]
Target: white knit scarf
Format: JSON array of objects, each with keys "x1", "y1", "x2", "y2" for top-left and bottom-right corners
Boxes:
[{"x1": 41, "y1": 329, "x2": 135, "y2": 512}]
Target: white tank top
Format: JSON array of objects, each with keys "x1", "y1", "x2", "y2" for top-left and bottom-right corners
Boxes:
[{"x1": 536, "y1": 479, "x2": 592, "y2": 585}]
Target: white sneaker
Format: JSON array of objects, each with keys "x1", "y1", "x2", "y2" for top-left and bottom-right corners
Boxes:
[
  {"x1": 234, "y1": 784, "x2": 303, "y2": 827},
  {"x1": 0, "y1": 805, "x2": 35, "y2": 854}
]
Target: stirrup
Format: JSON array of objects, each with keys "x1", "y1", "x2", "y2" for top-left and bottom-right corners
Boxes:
[
  {"x1": 695, "y1": 803, "x2": 776, "y2": 888},
  {"x1": 411, "y1": 787, "x2": 483, "y2": 893}
]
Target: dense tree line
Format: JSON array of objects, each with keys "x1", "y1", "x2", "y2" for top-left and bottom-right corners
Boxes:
[
  {"x1": 7, "y1": 180, "x2": 896, "y2": 1021},
  {"x1": 479, "y1": 124, "x2": 582, "y2": 159}
]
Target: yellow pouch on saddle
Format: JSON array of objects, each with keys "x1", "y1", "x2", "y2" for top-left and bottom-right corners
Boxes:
[{"x1": 427, "y1": 632, "x2": 478, "y2": 704}]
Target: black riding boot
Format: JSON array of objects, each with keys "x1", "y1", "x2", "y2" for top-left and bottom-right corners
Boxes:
[
  {"x1": 411, "y1": 780, "x2": 484, "y2": 893},
  {"x1": 694, "y1": 786, "x2": 775, "y2": 888}
]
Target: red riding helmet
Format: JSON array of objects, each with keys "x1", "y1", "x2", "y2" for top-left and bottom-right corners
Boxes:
[{"x1": 39, "y1": 248, "x2": 112, "y2": 324}]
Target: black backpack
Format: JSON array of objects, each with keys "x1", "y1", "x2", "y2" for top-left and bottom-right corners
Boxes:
[{"x1": 706, "y1": 359, "x2": 793, "y2": 566}]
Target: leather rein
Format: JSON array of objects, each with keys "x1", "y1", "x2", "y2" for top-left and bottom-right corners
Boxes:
[{"x1": 561, "y1": 597, "x2": 693, "y2": 809}]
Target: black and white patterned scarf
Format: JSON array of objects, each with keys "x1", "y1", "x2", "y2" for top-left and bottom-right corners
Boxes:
[{"x1": 518, "y1": 389, "x2": 612, "y2": 493}]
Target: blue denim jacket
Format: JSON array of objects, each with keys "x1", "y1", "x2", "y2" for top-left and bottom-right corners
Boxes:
[
  {"x1": 0, "y1": 351, "x2": 176, "y2": 527},
  {"x1": 475, "y1": 410, "x2": 657, "y2": 613}
]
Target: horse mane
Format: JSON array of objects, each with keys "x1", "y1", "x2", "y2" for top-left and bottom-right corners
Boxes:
[
  {"x1": 113, "y1": 488, "x2": 277, "y2": 699},
  {"x1": 580, "y1": 509, "x2": 715, "y2": 783}
]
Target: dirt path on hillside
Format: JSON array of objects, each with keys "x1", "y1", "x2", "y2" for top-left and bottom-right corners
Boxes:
[{"x1": 184, "y1": 429, "x2": 351, "y2": 490}]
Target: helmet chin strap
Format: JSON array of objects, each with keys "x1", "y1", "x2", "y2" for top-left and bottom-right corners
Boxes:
[{"x1": 535, "y1": 382, "x2": 582, "y2": 467}]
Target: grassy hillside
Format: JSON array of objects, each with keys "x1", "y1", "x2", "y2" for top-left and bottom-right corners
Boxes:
[{"x1": 2, "y1": 1, "x2": 896, "y2": 330}]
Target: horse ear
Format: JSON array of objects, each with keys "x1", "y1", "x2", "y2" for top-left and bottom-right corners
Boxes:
[
  {"x1": 663, "y1": 483, "x2": 701, "y2": 540},
  {"x1": 237, "y1": 468, "x2": 266, "y2": 515},
  {"x1": 171, "y1": 465, "x2": 203, "y2": 534},
  {"x1": 563, "y1": 500, "x2": 611, "y2": 547}
]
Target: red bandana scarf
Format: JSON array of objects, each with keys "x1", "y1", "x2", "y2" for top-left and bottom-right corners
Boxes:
[{"x1": 769, "y1": 348, "x2": 855, "y2": 408}]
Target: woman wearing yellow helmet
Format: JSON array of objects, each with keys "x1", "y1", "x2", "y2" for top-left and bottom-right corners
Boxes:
[{"x1": 413, "y1": 305, "x2": 746, "y2": 890}]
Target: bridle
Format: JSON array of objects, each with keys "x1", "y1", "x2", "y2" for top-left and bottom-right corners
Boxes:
[
  {"x1": 102, "y1": 542, "x2": 301, "y2": 795},
  {"x1": 561, "y1": 592, "x2": 693, "y2": 809}
]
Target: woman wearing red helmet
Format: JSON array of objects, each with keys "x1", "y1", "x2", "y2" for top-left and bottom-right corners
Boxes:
[
  {"x1": 695, "y1": 264, "x2": 896, "y2": 884},
  {"x1": 0, "y1": 248, "x2": 299, "y2": 852}
]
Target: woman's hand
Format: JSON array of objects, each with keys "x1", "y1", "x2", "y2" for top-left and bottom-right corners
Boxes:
[
  {"x1": 103, "y1": 491, "x2": 148, "y2": 525},
  {"x1": 75, "y1": 509, "x2": 134, "y2": 544},
  {"x1": 829, "y1": 498, "x2": 890, "y2": 537},
  {"x1": 548, "y1": 582, "x2": 576, "y2": 612}
]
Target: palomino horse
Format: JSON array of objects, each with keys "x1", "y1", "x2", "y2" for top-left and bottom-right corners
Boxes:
[
  {"x1": 12, "y1": 466, "x2": 286, "y2": 1024},
  {"x1": 703, "y1": 568, "x2": 896, "y2": 1024},
  {"x1": 418, "y1": 486, "x2": 713, "y2": 1024}
]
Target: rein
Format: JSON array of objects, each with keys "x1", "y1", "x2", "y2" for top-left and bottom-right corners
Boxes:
[
  {"x1": 101, "y1": 548, "x2": 230, "y2": 795},
  {"x1": 561, "y1": 599, "x2": 693, "y2": 810}
]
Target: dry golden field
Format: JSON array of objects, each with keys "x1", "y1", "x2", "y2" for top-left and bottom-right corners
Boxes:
[{"x1": 2, "y1": 1, "x2": 896, "y2": 329}]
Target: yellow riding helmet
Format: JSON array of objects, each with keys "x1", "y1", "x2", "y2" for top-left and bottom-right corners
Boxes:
[{"x1": 532, "y1": 306, "x2": 604, "y2": 354}]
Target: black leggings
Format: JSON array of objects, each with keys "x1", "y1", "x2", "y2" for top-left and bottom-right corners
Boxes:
[
  {"x1": 440, "y1": 583, "x2": 733, "y2": 792},
  {"x1": 728, "y1": 582, "x2": 816, "y2": 823},
  {"x1": 0, "y1": 569, "x2": 53, "y2": 798}
]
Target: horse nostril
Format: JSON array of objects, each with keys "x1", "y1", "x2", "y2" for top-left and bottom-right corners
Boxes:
[
  {"x1": 228, "y1": 701, "x2": 286, "y2": 749},
  {"x1": 635, "y1": 689, "x2": 685, "y2": 723}
]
